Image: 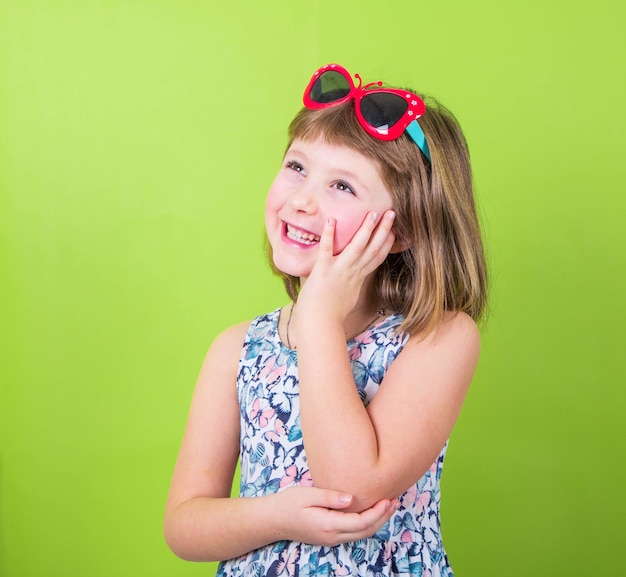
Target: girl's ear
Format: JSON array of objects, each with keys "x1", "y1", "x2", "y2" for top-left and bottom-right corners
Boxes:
[{"x1": 389, "y1": 236, "x2": 412, "y2": 254}]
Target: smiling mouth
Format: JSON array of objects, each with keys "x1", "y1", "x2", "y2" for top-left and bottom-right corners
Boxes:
[{"x1": 285, "y1": 223, "x2": 321, "y2": 245}]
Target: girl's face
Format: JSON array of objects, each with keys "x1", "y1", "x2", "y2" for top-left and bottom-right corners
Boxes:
[{"x1": 265, "y1": 137, "x2": 394, "y2": 280}]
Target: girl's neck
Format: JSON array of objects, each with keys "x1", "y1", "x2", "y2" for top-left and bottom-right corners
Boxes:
[
  {"x1": 283, "y1": 300, "x2": 388, "y2": 350},
  {"x1": 281, "y1": 275, "x2": 387, "y2": 349}
]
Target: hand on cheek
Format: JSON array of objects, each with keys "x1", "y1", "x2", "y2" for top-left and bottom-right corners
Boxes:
[
  {"x1": 338, "y1": 209, "x2": 396, "y2": 263},
  {"x1": 300, "y1": 210, "x2": 397, "y2": 321}
]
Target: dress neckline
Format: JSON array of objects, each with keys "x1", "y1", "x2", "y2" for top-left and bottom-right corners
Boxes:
[{"x1": 272, "y1": 307, "x2": 403, "y2": 352}]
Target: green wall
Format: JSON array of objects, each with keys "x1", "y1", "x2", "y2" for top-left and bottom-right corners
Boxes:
[{"x1": 1, "y1": 1, "x2": 624, "y2": 576}]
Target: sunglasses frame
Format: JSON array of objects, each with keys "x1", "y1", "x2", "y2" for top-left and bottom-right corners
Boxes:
[{"x1": 303, "y1": 63, "x2": 430, "y2": 160}]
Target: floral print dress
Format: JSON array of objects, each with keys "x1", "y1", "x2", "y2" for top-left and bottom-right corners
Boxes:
[{"x1": 216, "y1": 309, "x2": 454, "y2": 577}]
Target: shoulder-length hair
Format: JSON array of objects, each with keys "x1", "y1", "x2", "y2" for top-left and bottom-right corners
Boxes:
[{"x1": 267, "y1": 97, "x2": 488, "y2": 337}]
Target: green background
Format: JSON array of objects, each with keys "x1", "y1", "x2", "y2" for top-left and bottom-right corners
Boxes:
[{"x1": 1, "y1": 1, "x2": 624, "y2": 576}]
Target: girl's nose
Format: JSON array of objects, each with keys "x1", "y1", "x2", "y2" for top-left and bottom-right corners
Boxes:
[{"x1": 287, "y1": 183, "x2": 318, "y2": 213}]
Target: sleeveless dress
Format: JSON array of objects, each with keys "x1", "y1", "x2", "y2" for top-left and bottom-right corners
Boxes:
[{"x1": 216, "y1": 309, "x2": 454, "y2": 577}]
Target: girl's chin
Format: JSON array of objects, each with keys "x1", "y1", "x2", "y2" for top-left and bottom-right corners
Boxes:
[
  {"x1": 271, "y1": 255, "x2": 312, "y2": 279},
  {"x1": 274, "y1": 265, "x2": 310, "y2": 279}
]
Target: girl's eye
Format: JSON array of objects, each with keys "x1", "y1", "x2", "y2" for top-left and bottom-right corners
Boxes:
[
  {"x1": 333, "y1": 180, "x2": 356, "y2": 195},
  {"x1": 285, "y1": 160, "x2": 305, "y2": 173}
]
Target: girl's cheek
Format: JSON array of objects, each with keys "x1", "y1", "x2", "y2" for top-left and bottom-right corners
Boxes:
[
  {"x1": 265, "y1": 186, "x2": 283, "y2": 219},
  {"x1": 333, "y1": 216, "x2": 365, "y2": 253}
]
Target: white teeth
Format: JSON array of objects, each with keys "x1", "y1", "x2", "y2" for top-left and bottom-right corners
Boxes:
[{"x1": 286, "y1": 224, "x2": 320, "y2": 245}]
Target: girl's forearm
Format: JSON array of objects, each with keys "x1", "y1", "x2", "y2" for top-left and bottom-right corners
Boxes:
[
  {"x1": 297, "y1": 315, "x2": 384, "y2": 509},
  {"x1": 164, "y1": 494, "x2": 283, "y2": 562},
  {"x1": 164, "y1": 487, "x2": 396, "y2": 561},
  {"x1": 297, "y1": 308, "x2": 478, "y2": 513}
]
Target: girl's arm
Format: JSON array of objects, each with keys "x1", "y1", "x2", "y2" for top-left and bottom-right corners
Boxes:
[
  {"x1": 295, "y1": 213, "x2": 480, "y2": 512},
  {"x1": 164, "y1": 322, "x2": 398, "y2": 562}
]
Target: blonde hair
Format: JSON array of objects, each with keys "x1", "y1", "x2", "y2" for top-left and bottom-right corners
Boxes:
[{"x1": 267, "y1": 96, "x2": 488, "y2": 337}]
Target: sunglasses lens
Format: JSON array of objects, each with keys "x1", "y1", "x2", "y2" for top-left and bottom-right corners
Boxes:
[
  {"x1": 309, "y1": 71, "x2": 351, "y2": 103},
  {"x1": 360, "y1": 93, "x2": 408, "y2": 135}
]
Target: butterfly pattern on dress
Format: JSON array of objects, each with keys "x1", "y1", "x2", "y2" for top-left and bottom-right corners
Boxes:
[{"x1": 217, "y1": 310, "x2": 455, "y2": 577}]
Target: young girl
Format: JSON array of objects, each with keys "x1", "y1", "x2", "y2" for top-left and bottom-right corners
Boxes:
[{"x1": 164, "y1": 63, "x2": 487, "y2": 576}]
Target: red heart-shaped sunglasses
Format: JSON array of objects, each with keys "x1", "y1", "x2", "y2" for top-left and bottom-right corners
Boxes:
[{"x1": 303, "y1": 63, "x2": 430, "y2": 161}]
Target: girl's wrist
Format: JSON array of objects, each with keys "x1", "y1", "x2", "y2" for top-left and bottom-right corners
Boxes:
[{"x1": 264, "y1": 490, "x2": 294, "y2": 542}]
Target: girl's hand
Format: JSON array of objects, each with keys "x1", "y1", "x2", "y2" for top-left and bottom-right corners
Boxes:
[
  {"x1": 298, "y1": 210, "x2": 397, "y2": 321},
  {"x1": 273, "y1": 486, "x2": 398, "y2": 547}
]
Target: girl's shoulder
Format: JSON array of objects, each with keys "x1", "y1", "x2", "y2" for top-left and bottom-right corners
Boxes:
[
  {"x1": 213, "y1": 309, "x2": 282, "y2": 353},
  {"x1": 402, "y1": 310, "x2": 480, "y2": 365},
  {"x1": 429, "y1": 310, "x2": 479, "y2": 344},
  {"x1": 209, "y1": 320, "x2": 253, "y2": 358}
]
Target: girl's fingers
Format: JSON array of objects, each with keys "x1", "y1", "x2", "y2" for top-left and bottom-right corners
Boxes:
[
  {"x1": 308, "y1": 210, "x2": 395, "y2": 294},
  {"x1": 333, "y1": 499, "x2": 397, "y2": 539},
  {"x1": 344, "y1": 211, "x2": 380, "y2": 255},
  {"x1": 318, "y1": 217, "x2": 336, "y2": 257},
  {"x1": 284, "y1": 487, "x2": 397, "y2": 546},
  {"x1": 344, "y1": 210, "x2": 396, "y2": 264},
  {"x1": 309, "y1": 488, "x2": 353, "y2": 510},
  {"x1": 376, "y1": 211, "x2": 397, "y2": 251},
  {"x1": 371, "y1": 211, "x2": 396, "y2": 250}
]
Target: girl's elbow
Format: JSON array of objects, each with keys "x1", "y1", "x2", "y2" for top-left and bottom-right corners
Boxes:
[
  {"x1": 163, "y1": 517, "x2": 186, "y2": 560},
  {"x1": 343, "y1": 470, "x2": 423, "y2": 513},
  {"x1": 337, "y1": 480, "x2": 400, "y2": 514},
  {"x1": 164, "y1": 511, "x2": 225, "y2": 563},
  {"x1": 164, "y1": 515, "x2": 197, "y2": 561}
]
